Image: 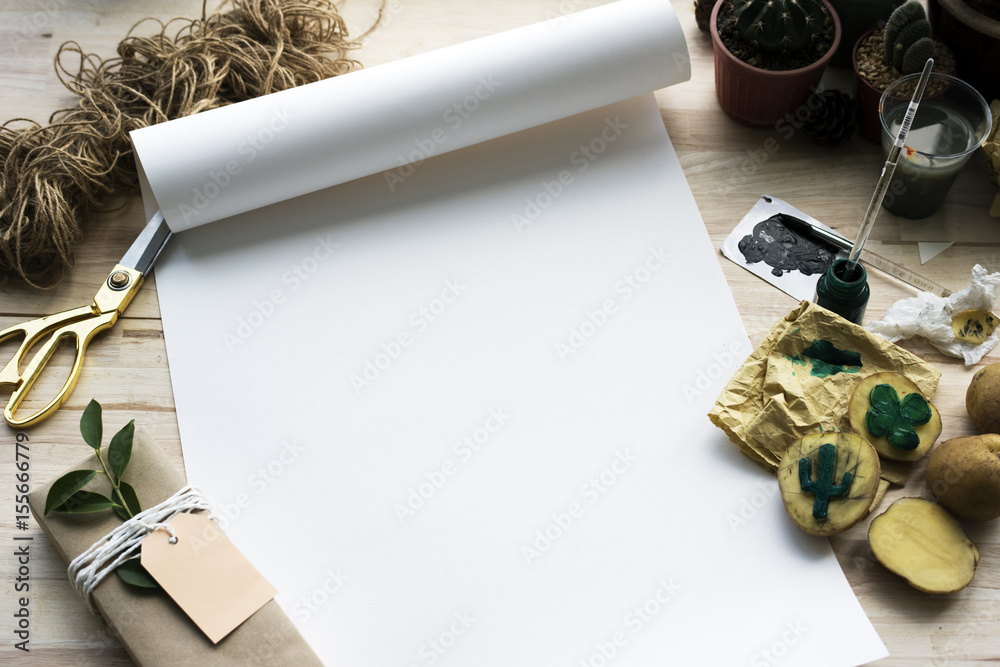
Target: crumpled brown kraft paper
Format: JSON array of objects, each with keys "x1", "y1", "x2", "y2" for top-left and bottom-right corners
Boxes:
[
  {"x1": 708, "y1": 301, "x2": 941, "y2": 492},
  {"x1": 28, "y1": 428, "x2": 322, "y2": 667}
]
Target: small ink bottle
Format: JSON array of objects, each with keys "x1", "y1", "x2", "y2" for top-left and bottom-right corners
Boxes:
[{"x1": 815, "y1": 258, "x2": 869, "y2": 325}]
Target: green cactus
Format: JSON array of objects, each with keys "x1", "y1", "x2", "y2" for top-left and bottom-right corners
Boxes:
[
  {"x1": 882, "y1": 1, "x2": 935, "y2": 74},
  {"x1": 733, "y1": 0, "x2": 827, "y2": 55},
  {"x1": 798, "y1": 443, "x2": 854, "y2": 520}
]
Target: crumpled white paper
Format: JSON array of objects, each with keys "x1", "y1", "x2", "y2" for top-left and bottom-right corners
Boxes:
[{"x1": 867, "y1": 264, "x2": 1000, "y2": 365}]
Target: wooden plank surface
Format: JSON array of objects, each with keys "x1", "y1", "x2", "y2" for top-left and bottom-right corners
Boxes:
[{"x1": 1, "y1": 0, "x2": 998, "y2": 664}]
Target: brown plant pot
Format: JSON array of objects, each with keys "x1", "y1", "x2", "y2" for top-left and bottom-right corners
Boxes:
[
  {"x1": 853, "y1": 30, "x2": 959, "y2": 142},
  {"x1": 711, "y1": 0, "x2": 842, "y2": 128},
  {"x1": 930, "y1": 0, "x2": 1000, "y2": 100},
  {"x1": 853, "y1": 30, "x2": 884, "y2": 142}
]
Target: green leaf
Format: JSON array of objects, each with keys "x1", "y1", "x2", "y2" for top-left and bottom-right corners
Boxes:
[
  {"x1": 888, "y1": 423, "x2": 920, "y2": 450},
  {"x1": 112, "y1": 481, "x2": 143, "y2": 521},
  {"x1": 54, "y1": 491, "x2": 114, "y2": 514},
  {"x1": 45, "y1": 469, "x2": 98, "y2": 514},
  {"x1": 866, "y1": 410, "x2": 895, "y2": 438},
  {"x1": 867, "y1": 383, "x2": 931, "y2": 450},
  {"x1": 108, "y1": 419, "x2": 135, "y2": 481},
  {"x1": 899, "y1": 393, "x2": 932, "y2": 426},
  {"x1": 868, "y1": 384, "x2": 899, "y2": 413},
  {"x1": 115, "y1": 557, "x2": 160, "y2": 589},
  {"x1": 80, "y1": 399, "x2": 103, "y2": 451}
]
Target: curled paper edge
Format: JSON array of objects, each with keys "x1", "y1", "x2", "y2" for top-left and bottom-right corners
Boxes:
[{"x1": 130, "y1": 0, "x2": 691, "y2": 232}]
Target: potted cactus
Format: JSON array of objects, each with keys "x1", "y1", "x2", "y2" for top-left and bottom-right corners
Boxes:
[
  {"x1": 711, "y1": 0, "x2": 842, "y2": 128},
  {"x1": 853, "y1": 1, "x2": 957, "y2": 141}
]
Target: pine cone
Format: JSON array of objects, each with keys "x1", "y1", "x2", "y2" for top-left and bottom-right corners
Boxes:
[
  {"x1": 694, "y1": 0, "x2": 715, "y2": 33},
  {"x1": 804, "y1": 90, "x2": 859, "y2": 146}
]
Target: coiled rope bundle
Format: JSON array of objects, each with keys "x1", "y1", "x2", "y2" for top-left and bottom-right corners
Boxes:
[{"x1": 0, "y1": 0, "x2": 368, "y2": 287}]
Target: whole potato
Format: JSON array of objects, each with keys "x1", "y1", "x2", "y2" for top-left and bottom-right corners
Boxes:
[
  {"x1": 926, "y1": 434, "x2": 1000, "y2": 521},
  {"x1": 967, "y1": 363, "x2": 1000, "y2": 434}
]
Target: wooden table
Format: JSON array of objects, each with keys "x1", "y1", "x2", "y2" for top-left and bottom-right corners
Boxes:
[{"x1": 1, "y1": 1, "x2": 998, "y2": 664}]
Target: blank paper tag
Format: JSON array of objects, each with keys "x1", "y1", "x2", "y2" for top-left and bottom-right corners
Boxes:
[{"x1": 141, "y1": 512, "x2": 277, "y2": 643}]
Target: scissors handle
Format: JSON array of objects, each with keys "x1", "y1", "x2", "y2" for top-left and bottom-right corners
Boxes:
[
  {"x1": 3, "y1": 265, "x2": 144, "y2": 428},
  {"x1": 0, "y1": 305, "x2": 95, "y2": 388},
  {"x1": 4, "y1": 311, "x2": 118, "y2": 428}
]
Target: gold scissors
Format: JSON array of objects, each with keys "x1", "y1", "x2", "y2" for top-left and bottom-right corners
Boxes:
[{"x1": 1, "y1": 211, "x2": 171, "y2": 428}]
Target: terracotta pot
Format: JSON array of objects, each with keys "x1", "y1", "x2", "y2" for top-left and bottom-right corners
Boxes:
[
  {"x1": 711, "y1": 0, "x2": 842, "y2": 128},
  {"x1": 930, "y1": 0, "x2": 1000, "y2": 99},
  {"x1": 853, "y1": 30, "x2": 960, "y2": 142},
  {"x1": 852, "y1": 29, "x2": 884, "y2": 142}
]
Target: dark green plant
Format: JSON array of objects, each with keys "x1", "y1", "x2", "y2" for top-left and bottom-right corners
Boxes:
[
  {"x1": 44, "y1": 399, "x2": 158, "y2": 588},
  {"x1": 865, "y1": 384, "x2": 932, "y2": 450},
  {"x1": 733, "y1": 0, "x2": 827, "y2": 54},
  {"x1": 883, "y1": 1, "x2": 934, "y2": 74},
  {"x1": 798, "y1": 443, "x2": 853, "y2": 520}
]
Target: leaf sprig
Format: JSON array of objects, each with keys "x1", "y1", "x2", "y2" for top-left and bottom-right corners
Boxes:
[
  {"x1": 45, "y1": 399, "x2": 139, "y2": 518},
  {"x1": 44, "y1": 399, "x2": 158, "y2": 588}
]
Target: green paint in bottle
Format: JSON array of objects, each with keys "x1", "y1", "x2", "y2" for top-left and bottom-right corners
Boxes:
[{"x1": 815, "y1": 258, "x2": 869, "y2": 325}]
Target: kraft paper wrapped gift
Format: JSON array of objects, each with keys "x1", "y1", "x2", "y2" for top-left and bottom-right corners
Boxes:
[
  {"x1": 708, "y1": 301, "x2": 942, "y2": 493},
  {"x1": 28, "y1": 427, "x2": 321, "y2": 666}
]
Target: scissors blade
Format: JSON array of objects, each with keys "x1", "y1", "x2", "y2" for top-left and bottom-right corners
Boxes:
[{"x1": 120, "y1": 210, "x2": 172, "y2": 276}]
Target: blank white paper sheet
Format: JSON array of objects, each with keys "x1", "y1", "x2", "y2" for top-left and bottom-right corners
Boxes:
[{"x1": 141, "y1": 1, "x2": 888, "y2": 664}]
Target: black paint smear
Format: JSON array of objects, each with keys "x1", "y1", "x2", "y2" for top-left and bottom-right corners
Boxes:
[{"x1": 737, "y1": 214, "x2": 838, "y2": 277}]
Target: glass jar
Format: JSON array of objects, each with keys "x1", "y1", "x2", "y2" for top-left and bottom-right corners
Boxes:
[{"x1": 815, "y1": 258, "x2": 870, "y2": 324}]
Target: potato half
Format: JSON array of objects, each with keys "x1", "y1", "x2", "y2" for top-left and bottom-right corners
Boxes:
[
  {"x1": 848, "y1": 372, "x2": 941, "y2": 462},
  {"x1": 952, "y1": 309, "x2": 997, "y2": 345},
  {"x1": 868, "y1": 497, "x2": 980, "y2": 594},
  {"x1": 777, "y1": 432, "x2": 881, "y2": 536}
]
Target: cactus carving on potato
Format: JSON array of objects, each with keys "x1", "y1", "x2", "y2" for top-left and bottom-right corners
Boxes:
[
  {"x1": 732, "y1": 0, "x2": 827, "y2": 54},
  {"x1": 799, "y1": 443, "x2": 853, "y2": 520},
  {"x1": 882, "y1": 1, "x2": 935, "y2": 74},
  {"x1": 777, "y1": 433, "x2": 881, "y2": 536}
]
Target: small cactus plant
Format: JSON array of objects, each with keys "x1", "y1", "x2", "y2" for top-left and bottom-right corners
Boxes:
[
  {"x1": 883, "y1": 1, "x2": 935, "y2": 74},
  {"x1": 733, "y1": 0, "x2": 828, "y2": 54}
]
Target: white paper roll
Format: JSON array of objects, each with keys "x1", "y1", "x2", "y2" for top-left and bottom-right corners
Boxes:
[{"x1": 130, "y1": 0, "x2": 690, "y2": 232}]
